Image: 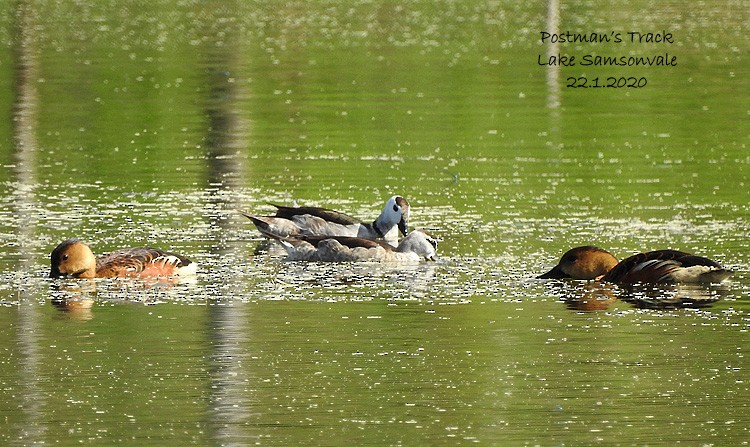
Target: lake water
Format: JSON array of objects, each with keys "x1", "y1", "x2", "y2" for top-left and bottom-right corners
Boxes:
[{"x1": 0, "y1": 1, "x2": 748, "y2": 445}]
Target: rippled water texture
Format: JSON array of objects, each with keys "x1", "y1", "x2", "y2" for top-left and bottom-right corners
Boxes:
[{"x1": 0, "y1": 1, "x2": 748, "y2": 445}]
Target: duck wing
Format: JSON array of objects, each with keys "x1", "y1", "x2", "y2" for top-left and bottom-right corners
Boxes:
[
  {"x1": 271, "y1": 204, "x2": 362, "y2": 226},
  {"x1": 239, "y1": 212, "x2": 303, "y2": 238},
  {"x1": 300, "y1": 235, "x2": 394, "y2": 251},
  {"x1": 96, "y1": 248, "x2": 192, "y2": 277},
  {"x1": 603, "y1": 250, "x2": 729, "y2": 284}
]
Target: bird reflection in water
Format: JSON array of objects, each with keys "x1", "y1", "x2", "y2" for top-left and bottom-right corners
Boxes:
[
  {"x1": 543, "y1": 280, "x2": 728, "y2": 311},
  {"x1": 544, "y1": 281, "x2": 618, "y2": 311},
  {"x1": 615, "y1": 282, "x2": 728, "y2": 309},
  {"x1": 50, "y1": 280, "x2": 97, "y2": 321},
  {"x1": 50, "y1": 274, "x2": 195, "y2": 320}
]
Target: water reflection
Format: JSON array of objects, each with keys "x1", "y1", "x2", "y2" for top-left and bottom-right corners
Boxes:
[
  {"x1": 268, "y1": 256, "x2": 440, "y2": 302},
  {"x1": 544, "y1": 281, "x2": 618, "y2": 311},
  {"x1": 207, "y1": 304, "x2": 255, "y2": 444},
  {"x1": 0, "y1": 1, "x2": 747, "y2": 445},
  {"x1": 196, "y1": 6, "x2": 256, "y2": 443},
  {"x1": 544, "y1": 0, "x2": 561, "y2": 111},
  {"x1": 11, "y1": 1, "x2": 47, "y2": 444},
  {"x1": 616, "y1": 283, "x2": 727, "y2": 309},
  {"x1": 50, "y1": 279, "x2": 96, "y2": 321},
  {"x1": 51, "y1": 296, "x2": 95, "y2": 321},
  {"x1": 543, "y1": 279, "x2": 727, "y2": 311},
  {"x1": 48, "y1": 275, "x2": 198, "y2": 320}
]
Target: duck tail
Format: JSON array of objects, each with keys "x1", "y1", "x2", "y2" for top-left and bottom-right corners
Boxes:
[
  {"x1": 699, "y1": 268, "x2": 733, "y2": 284},
  {"x1": 238, "y1": 211, "x2": 279, "y2": 239}
]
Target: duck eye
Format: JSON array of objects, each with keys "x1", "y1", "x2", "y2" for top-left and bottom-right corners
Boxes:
[{"x1": 393, "y1": 205, "x2": 399, "y2": 212}]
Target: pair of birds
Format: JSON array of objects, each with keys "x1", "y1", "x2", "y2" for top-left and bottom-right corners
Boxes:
[
  {"x1": 48, "y1": 195, "x2": 733, "y2": 285},
  {"x1": 237, "y1": 195, "x2": 438, "y2": 263}
]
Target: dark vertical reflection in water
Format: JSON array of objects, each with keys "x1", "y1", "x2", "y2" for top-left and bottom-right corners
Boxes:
[
  {"x1": 11, "y1": 1, "x2": 45, "y2": 445},
  {"x1": 198, "y1": 4, "x2": 255, "y2": 444},
  {"x1": 545, "y1": 0, "x2": 561, "y2": 140}
]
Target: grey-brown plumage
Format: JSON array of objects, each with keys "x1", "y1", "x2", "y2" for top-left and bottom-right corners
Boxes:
[
  {"x1": 279, "y1": 231, "x2": 438, "y2": 263},
  {"x1": 241, "y1": 196, "x2": 410, "y2": 246}
]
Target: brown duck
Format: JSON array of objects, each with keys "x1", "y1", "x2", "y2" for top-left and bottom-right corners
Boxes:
[
  {"x1": 50, "y1": 239, "x2": 196, "y2": 279},
  {"x1": 538, "y1": 246, "x2": 732, "y2": 284}
]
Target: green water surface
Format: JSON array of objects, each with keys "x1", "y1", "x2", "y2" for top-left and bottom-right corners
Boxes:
[{"x1": 0, "y1": 1, "x2": 748, "y2": 445}]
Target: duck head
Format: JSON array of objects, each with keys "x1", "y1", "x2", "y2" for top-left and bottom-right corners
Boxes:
[
  {"x1": 538, "y1": 246, "x2": 618, "y2": 280},
  {"x1": 384, "y1": 196, "x2": 410, "y2": 236},
  {"x1": 50, "y1": 239, "x2": 97, "y2": 279},
  {"x1": 398, "y1": 231, "x2": 438, "y2": 261}
]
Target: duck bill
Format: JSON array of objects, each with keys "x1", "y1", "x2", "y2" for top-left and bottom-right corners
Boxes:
[
  {"x1": 398, "y1": 217, "x2": 409, "y2": 236},
  {"x1": 50, "y1": 269, "x2": 85, "y2": 279},
  {"x1": 537, "y1": 264, "x2": 569, "y2": 279}
]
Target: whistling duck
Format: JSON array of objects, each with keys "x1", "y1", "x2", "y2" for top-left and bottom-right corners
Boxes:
[
  {"x1": 50, "y1": 239, "x2": 196, "y2": 279},
  {"x1": 538, "y1": 246, "x2": 732, "y2": 284}
]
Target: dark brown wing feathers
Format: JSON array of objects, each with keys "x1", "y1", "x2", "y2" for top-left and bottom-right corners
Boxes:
[
  {"x1": 602, "y1": 250, "x2": 722, "y2": 283},
  {"x1": 301, "y1": 235, "x2": 393, "y2": 251},
  {"x1": 270, "y1": 204, "x2": 361, "y2": 226},
  {"x1": 95, "y1": 248, "x2": 191, "y2": 276}
]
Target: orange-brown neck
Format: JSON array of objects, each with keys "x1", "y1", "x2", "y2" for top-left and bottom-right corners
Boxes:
[{"x1": 569, "y1": 249, "x2": 618, "y2": 279}]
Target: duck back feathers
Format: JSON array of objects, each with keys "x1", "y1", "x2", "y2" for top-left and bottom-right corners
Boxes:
[
  {"x1": 94, "y1": 248, "x2": 194, "y2": 278},
  {"x1": 271, "y1": 204, "x2": 360, "y2": 226},
  {"x1": 602, "y1": 250, "x2": 732, "y2": 284}
]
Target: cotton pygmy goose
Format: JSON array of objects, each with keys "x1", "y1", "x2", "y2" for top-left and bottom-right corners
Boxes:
[
  {"x1": 276, "y1": 231, "x2": 438, "y2": 263},
  {"x1": 240, "y1": 195, "x2": 410, "y2": 246}
]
